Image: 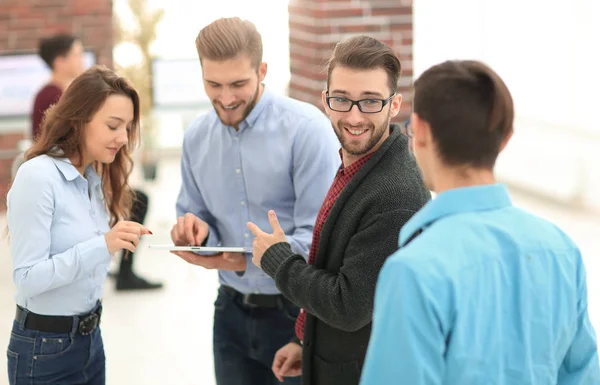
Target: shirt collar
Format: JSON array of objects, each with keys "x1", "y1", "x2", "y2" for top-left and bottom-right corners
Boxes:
[
  {"x1": 51, "y1": 157, "x2": 80, "y2": 181},
  {"x1": 238, "y1": 83, "x2": 272, "y2": 131},
  {"x1": 50, "y1": 157, "x2": 102, "y2": 188},
  {"x1": 399, "y1": 183, "x2": 512, "y2": 246}
]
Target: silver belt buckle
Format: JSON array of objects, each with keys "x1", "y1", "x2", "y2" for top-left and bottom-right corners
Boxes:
[{"x1": 78, "y1": 313, "x2": 99, "y2": 335}]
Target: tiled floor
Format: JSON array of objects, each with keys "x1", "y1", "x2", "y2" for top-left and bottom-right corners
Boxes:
[{"x1": 1, "y1": 155, "x2": 599, "y2": 384}]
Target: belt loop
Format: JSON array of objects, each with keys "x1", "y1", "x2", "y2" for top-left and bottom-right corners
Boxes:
[
  {"x1": 16, "y1": 306, "x2": 28, "y2": 331},
  {"x1": 243, "y1": 294, "x2": 258, "y2": 308},
  {"x1": 70, "y1": 315, "x2": 79, "y2": 337}
]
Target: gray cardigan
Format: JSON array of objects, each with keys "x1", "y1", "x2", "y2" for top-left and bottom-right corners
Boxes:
[{"x1": 261, "y1": 124, "x2": 431, "y2": 385}]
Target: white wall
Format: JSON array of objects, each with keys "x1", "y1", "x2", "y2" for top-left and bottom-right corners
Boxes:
[{"x1": 414, "y1": 0, "x2": 600, "y2": 210}]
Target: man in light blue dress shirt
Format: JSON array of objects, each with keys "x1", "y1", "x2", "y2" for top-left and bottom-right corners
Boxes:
[
  {"x1": 360, "y1": 60, "x2": 600, "y2": 384},
  {"x1": 169, "y1": 18, "x2": 340, "y2": 385}
]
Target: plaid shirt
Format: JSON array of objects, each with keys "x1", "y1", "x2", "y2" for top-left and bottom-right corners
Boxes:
[{"x1": 295, "y1": 151, "x2": 375, "y2": 341}]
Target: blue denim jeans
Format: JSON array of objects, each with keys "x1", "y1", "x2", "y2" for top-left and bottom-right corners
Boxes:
[
  {"x1": 6, "y1": 307, "x2": 105, "y2": 385},
  {"x1": 213, "y1": 286, "x2": 302, "y2": 385}
]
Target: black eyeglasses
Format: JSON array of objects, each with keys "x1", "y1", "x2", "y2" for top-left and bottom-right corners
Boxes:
[
  {"x1": 325, "y1": 92, "x2": 396, "y2": 114},
  {"x1": 404, "y1": 117, "x2": 413, "y2": 138}
]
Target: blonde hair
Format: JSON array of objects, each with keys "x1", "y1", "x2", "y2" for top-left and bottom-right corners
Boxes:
[{"x1": 195, "y1": 17, "x2": 263, "y2": 68}]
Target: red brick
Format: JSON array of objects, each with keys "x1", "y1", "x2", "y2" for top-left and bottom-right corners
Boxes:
[
  {"x1": 391, "y1": 24, "x2": 413, "y2": 32},
  {"x1": 289, "y1": 67, "x2": 327, "y2": 82},
  {"x1": 289, "y1": 5, "x2": 316, "y2": 18},
  {"x1": 337, "y1": 24, "x2": 382, "y2": 34},
  {"x1": 371, "y1": 7, "x2": 412, "y2": 17},
  {"x1": 318, "y1": 8, "x2": 365, "y2": 19},
  {"x1": 290, "y1": 52, "x2": 329, "y2": 67},
  {"x1": 0, "y1": 133, "x2": 25, "y2": 151},
  {"x1": 32, "y1": 0, "x2": 67, "y2": 5},
  {"x1": 289, "y1": 0, "x2": 413, "y2": 112},
  {"x1": 290, "y1": 36, "x2": 335, "y2": 51},
  {"x1": 289, "y1": 79, "x2": 323, "y2": 94},
  {"x1": 0, "y1": 0, "x2": 113, "y2": 212},
  {"x1": 289, "y1": 21, "x2": 332, "y2": 35},
  {"x1": 9, "y1": 17, "x2": 47, "y2": 28}
]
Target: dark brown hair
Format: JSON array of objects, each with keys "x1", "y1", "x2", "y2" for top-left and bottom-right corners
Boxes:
[
  {"x1": 413, "y1": 60, "x2": 514, "y2": 168},
  {"x1": 326, "y1": 35, "x2": 401, "y2": 94},
  {"x1": 39, "y1": 33, "x2": 79, "y2": 70},
  {"x1": 195, "y1": 17, "x2": 263, "y2": 68},
  {"x1": 26, "y1": 65, "x2": 140, "y2": 225}
]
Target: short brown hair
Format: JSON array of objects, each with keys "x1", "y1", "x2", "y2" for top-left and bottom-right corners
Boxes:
[
  {"x1": 326, "y1": 35, "x2": 401, "y2": 94},
  {"x1": 413, "y1": 60, "x2": 514, "y2": 169},
  {"x1": 38, "y1": 33, "x2": 78, "y2": 70},
  {"x1": 195, "y1": 17, "x2": 263, "y2": 68},
  {"x1": 26, "y1": 65, "x2": 141, "y2": 225}
]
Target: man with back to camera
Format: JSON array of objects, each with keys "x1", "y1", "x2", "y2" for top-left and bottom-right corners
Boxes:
[{"x1": 360, "y1": 59, "x2": 600, "y2": 385}]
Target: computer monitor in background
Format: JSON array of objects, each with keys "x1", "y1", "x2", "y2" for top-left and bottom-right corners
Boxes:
[
  {"x1": 151, "y1": 58, "x2": 210, "y2": 109},
  {"x1": 0, "y1": 50, "x2": 96, "y2": 118}
]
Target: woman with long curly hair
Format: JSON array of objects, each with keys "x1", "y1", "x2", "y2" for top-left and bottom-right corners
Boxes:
[{"x1": 5, "y1": 65, "x2": 151, "y2": 385}]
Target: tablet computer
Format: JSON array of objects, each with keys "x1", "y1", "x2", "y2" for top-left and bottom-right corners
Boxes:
[{"x1": 148, "y1": 245, "x2": 250, "y2": 254}]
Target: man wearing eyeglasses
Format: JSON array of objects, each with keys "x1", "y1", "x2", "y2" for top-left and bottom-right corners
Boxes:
[{"x1": 245, "y1": 35, "x2": 431, "y2": 385}]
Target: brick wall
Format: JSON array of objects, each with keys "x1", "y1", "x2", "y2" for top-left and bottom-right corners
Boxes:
[
  {"x1": 288, "y1": 0, "x2": 413, "y2": 119},
  {"x1": 0, "y1": 133, "x2": 24, "y2": 210},
  {"x1": 0, "y1": 0, "x2": 114, "y2": 211}
]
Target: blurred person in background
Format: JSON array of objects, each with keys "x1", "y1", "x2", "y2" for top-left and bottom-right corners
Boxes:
[{"x1": 32, "y1": 33, "x2": 84, "y2": 140}]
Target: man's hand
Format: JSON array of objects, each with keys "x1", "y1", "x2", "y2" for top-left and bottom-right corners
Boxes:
[
  {"x1": 171, "y1": 251, "x2": 246, "y2": 271},
  {"x1": 171, "y1": 213, "x2": 209, "y2": 246},
  {"x1": 246, "y1": 210, "x2": 288, "y2": 268},
  {"x1": 272, "y1": 342, "x2": 302, "y2": 382}
]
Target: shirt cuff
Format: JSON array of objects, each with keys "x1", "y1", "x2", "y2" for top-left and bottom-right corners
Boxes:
[
  {"x1": 235, "y1": 253, "x2": 263, "y2": 278},
  {"x1": 79, "y1": 235, "x2": 111, "y2": 274},
  {"x1": 261, "y1": 242, "x2": 295, "y2": 278},
  {"x1": 204, "y1": 225, "x2": 221, "y2": 247}
]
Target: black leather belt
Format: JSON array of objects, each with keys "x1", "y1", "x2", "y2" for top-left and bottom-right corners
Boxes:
[
  {"x1": 221, "y1": 285, "x2": 286, "y2": 308},
  {"x1": 15, "y1": 304, "x2": 102, "y2": 336}
]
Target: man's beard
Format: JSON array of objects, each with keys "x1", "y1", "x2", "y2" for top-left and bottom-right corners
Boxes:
[
  {"x1": 334, "y1": 111, "x2": 390, "y2": 156},
  {"x1": 215, "y1": 83, "x2": 260, "y2": 127}
]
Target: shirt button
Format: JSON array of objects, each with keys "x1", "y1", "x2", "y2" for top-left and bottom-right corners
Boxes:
[
  {"x1": 236, "y1": 169, "x2": 241, "y2": 174},
  {"x1": 241, "y1": 201, "x2": 245, "y2": 206},
  {"x1": 244, "y1": 233, "x2": 249, "y2": 238}
]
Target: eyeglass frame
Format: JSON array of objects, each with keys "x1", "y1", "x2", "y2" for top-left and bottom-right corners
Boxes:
[{"x1": 325, "y1": 92, "x2": 396, "y2": 114}]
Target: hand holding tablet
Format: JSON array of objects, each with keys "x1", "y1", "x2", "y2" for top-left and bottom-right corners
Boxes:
[{"x1": 148, "y1": 245, "x2": 251, "y2": 255}]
